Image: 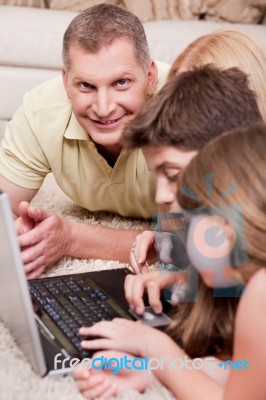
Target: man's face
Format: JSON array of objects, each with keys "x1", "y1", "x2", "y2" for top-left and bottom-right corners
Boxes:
[
  {"x1": 142, "y1": 145, "x2": 198, "y2": 211},
  {"x1": 62, "y1": 38, "x2": 157, "y2": 156}
]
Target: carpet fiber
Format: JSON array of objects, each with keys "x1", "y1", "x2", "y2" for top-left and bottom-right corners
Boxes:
[{"x1": 0, "y1": 171, "x2": 175, "y2": 400}]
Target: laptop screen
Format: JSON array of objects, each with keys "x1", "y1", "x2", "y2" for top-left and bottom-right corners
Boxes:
[{"x1": 0, "y1": 191, "x2": 47, "y2": 375}]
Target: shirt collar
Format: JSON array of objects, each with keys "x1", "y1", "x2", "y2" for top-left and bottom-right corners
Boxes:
[{"x1": 64, "y1": 112, "x2": 90, "y2": 141}]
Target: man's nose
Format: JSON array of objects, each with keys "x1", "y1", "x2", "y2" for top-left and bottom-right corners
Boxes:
[{"x1": 92, "y1": 89, "x2": 116, "y2": 118}]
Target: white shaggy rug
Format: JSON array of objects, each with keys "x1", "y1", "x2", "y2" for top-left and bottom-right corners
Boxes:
[{"x1": 0, "y1": 171, "x2": 175, "y2": 400}]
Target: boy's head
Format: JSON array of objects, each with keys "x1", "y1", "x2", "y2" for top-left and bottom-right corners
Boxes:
[{"x1": 123, "y1": 65, "x2": 262, "y2": 210}]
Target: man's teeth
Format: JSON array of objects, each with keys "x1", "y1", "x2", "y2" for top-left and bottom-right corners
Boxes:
[{"x1": 100, "y1": 119, "x2": 118, "y2": 124}]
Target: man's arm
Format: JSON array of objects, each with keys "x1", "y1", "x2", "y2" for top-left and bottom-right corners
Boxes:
[
  {"x1": 0, "y1": 175, "x2": 37, "y2": 216},
  {"x1": 0, "y1": 176, "x2": 153, "y2": 276},
  {"x1": 17, "y1": 204, "x2": 145, "y2": 277},
  {"x1": 68, "y1": 221, "x2": 142, "y2": 263}
]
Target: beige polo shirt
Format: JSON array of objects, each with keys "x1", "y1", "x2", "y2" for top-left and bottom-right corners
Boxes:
[{"x1": 0, "y1": 61, "x2": 170, "y2": 218}]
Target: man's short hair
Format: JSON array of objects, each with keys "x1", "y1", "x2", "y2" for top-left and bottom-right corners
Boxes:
[
  {"x1": 122, "y1": 65, "x2": 262, "y2": 150},
  {"x1": 63, "y1": 4, "x2": 150, "y2": 71}
]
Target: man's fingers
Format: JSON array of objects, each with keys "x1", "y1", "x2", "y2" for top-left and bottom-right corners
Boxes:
[
  {"x1": 27, "y1": 205, "x2": 52, "y2": 222},
  {"x1": 18, "y1": 202, "x2": 52, "y2": 228},
  {"x1": 17, "y1": 201, "x2": 36, "y2": 233},
  {"x1": 21, "y1": 240, "x2": 45, "y2": 265},
  {"x1": 26, "y1": 265, "x2": 45, "y2": 279},
  {"x1": 17, "y1": 222, "x2": 45, "y2": 247},
  {"x1": 24, "y1": 253, "x2": 45, "y2": 273},
  {"x1": 18, "y1": 201, "x2": 30, "y2": 219}
]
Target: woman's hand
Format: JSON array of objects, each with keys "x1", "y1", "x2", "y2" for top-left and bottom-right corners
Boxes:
[{"x1": 75, "y1": 350, "x2": 156, "y2": 399}]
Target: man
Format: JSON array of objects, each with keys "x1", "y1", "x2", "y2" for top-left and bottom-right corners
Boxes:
[{"x1": 0, "y1": 4, "x2": 170, "y2": 278}]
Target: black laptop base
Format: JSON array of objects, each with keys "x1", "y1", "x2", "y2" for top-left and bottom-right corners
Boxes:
[{"x1": 29, "y1": 268, "x2": 134, "y2": 363}]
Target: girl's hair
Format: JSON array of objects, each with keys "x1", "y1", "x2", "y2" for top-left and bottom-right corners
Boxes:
[
  {"x1": 178, "y1": 122, "x2": 266, "y2": 276},
  {"x1": 169, "y1": 29, "x2": 266, "y2": 121},
  {"x1": 63, "y1": 4, "x2": 150, "y2": 71},
  {"x1": 168, "y1": 123, "x2": 266, "y2": 358},
  {"x1": 167, "y1": 277, "x2": 239, "y2": 358}
]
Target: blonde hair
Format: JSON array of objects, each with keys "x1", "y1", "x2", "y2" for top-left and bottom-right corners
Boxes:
[{"x1": 169, "y1": 29, "x2": 266, "y2": 121}]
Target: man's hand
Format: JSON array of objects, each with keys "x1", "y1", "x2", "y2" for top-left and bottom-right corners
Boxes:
[
  {"x1": 16, "y1": 202, "x2": 72, "y2": 279},
  {"x1": 124, "y1": 270, "x2": 187, "y2": 315},
  {"x1": 16, "y1": 201, "x2": 36, "y2": 235},
  {"x1": 15, "y1": 201, "x2": 149, "y2": 278}
]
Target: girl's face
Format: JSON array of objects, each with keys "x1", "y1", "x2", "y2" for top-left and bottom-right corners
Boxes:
[{"x1": 185, "y1": 212, "x2": 241, "y2": 288}]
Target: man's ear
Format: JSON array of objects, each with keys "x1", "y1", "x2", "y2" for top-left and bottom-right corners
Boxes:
[
  {"x1": 147, "y1": 60, "x2": 158, "y2": 96},
  {"x1": 62, "y1": 68, "x2": 69, "y2": 97}
]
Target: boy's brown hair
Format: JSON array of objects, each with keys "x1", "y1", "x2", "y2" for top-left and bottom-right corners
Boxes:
[{"x1": 123, "y1": 65, "x2": 262, "y2": 150}]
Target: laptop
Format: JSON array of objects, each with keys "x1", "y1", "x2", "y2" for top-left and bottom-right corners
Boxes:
[{"x1": 0, "y1": 191, "x2": 172, "y2": 377}]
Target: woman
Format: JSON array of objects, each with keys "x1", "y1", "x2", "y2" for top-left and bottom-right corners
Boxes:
[
  {"x1": 169, "y1": 28, "x2": 266, "y2": 119},
  {"x1": 75, "y1": 122, "x2": 266, "y2": 399}
]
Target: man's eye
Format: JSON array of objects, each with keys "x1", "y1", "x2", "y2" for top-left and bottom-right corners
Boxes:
[
  {"x1": 80, "y1": 82, "x2": 93, "y2": 89},
  {"x1": 114, "y1": 79, "x2": 129, "y2": 88}
]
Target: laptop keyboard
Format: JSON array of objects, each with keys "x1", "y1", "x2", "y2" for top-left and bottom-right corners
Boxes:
[{"x1": 29, "y1": 275, "x2": 120, "y2": 358}]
